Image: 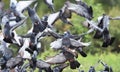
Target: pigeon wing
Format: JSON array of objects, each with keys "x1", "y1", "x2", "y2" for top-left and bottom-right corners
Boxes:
[{"x1": 16, "y1": 0, "x2": 36, "y2": 12}]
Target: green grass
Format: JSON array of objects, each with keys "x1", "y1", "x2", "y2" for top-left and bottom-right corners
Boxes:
[
  {"x1": 36, "y1": 52, "x2": 120, "y2": 72},
  {"x1": 63, "y1": 53, "x2": 120, "y2": 72}
]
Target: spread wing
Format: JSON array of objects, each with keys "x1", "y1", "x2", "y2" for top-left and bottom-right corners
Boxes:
[{"x1": 16, "y1": 0, "x2": 36, "y2": 12}]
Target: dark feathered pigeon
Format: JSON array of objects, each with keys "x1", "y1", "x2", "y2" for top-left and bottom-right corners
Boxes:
[
  {"x1": 95, "y1": 14, "x2": 115, "y2": 47},
  {"x1": 83, "y1": 14, "x2": 115, "y2": 47},
  {"x1": 27, "y1": 5, "x2": 48, "y2": 34}
]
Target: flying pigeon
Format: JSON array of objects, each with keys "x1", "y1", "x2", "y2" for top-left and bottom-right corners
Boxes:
[
  {"x1": 10, "y1": 0, "x2": 36, "y2": 19},
  {"x1": 65, "y1": 0, "x2": 93, "y2": 20},
  {"x1": 3, "y1": 17, "x2": 27, "y2": 45},
  {"x1": 27, "y1": 5, "x2": 48, "y2": 34}
]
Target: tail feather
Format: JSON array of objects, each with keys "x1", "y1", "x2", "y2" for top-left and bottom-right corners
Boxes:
[
  {"x1": 45, "y1": 67, "x2": 52, "y2": 72},
  {"x1": 109, "y1": 37, "x2": 115, "y2": 45},
  {"x1": 76, "y1": 48, "x2": 87, "y2": 57},
  {"x1": 25, "y1": 48, "x2": 33, "y2": 54},
  {"x1": 79, "y1": 51, "x2": 87, "y2": 57},
  {"x1": 70, "y1": 60, "x2": 80, "y2": 69},
  {"x1": 102, "y1": 42, "x2": 109, "y2": 47},
  {"x1": 93, "y1": 31, "x2": 102, "y2": 39},
  {"x1": 88, "y1": 6, "x2": 93, "y2": 20}
]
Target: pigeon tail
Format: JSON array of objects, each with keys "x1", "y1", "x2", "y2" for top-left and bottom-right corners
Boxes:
[
  {"x1": 69, "y1": 60, "x2": 80, "y2": 69},
  {"x1": 109, "y1": 37, "x2": 115, "y2": 45},
  {"x1": 93, "y1": 31, "x2": 102, "y2": 39},
  {"x1": 88, "y1": 6, "x2": 93, "y2": 20},
  {"x1": 78, "y1": 50, "x2": 87, "y2": 57},
  {"x1": 44, "y1": 67, "x2": 52, "y2": 72},
  {"x1": 76, "y1": 48, "x2": 87, "y2": 57},
  {"x1": 102, "y1": 42, "x2": 109, "y2": 47}
]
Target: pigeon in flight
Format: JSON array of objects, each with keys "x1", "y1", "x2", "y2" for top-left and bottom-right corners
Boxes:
[
  {"x1": 27, "y1": 5, "x2": 48, "y2": 34},
  {"x1": 99, "y1": 60, "x2": 113, "y2": 72},
  {"x1": 94, "y1": 14, "x2": 115, "y2": 47},
  {"x1": 10, "y1": 0, "x2": 36, "y2": 19},
  {"x1": 65, "y1": 0, "x2": 93, "y2": 20},
  {"x1": 3, "y1": 17, "x2": 27, "y2": 45},
  {"x1": 82, "y1": 14, "x2": 115, "y2": 47}
]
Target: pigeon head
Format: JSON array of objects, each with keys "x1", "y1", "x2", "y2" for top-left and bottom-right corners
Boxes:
[
  {"x1": 10, "y1": 2, "x2": 16, "y2": 11},
  {"x1": 42, "y1": 15, "x2": 48, "y2": 22},
  {"x1": 27, "y1": 7, "x2": 35, "y2": 17},
  {"x1": 63, "y1": 31, "x2": 71, "y2": 37}
]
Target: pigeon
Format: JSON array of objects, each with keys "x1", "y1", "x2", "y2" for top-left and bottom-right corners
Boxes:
[
  {"x1": 20, "y1": 32, "x2": 41, "y2": 55},
  {"x1": 65, "y1": 0, "x2": 93, "y2": 20},
  {"x1": 27, "y1": 5, "x2": 48, "y2": 34},
  {"x1": 44, "y1": 0, "x2": 55, "y2": 12},
  {"x1": 62, "y1": 48, "x2": 80, "y2": 69},
  {"x1": 88, "y1": 66, "x2": 96, "y2": 72},
  {"x1": 3, "y1": 17, "x2": 27, "y2": 45},
  {"x1": 10, "y1": 0, "x2": 36, "y2": 19},
  {"x1": 49, "y1": 31, "x2": 89, "y2": 49},
  {"x1": 99, "y1": 60, "x2": 113, "y2": 72},
  {"x1": 82, "y1": 14, "x2": 115, "y2": 47},
  {"x1": 94, "y1": 14, "x2": 115, "y2": 47}
]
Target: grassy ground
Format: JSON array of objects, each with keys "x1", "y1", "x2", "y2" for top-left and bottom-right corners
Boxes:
[
  {"x1": 62, "y1": 53, "x2": 120, "y2": 72},
  {"x1": 36, "y1": 50, "x2": 120, "y2": 72}
]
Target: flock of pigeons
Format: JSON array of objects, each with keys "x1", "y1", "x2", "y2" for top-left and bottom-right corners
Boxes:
[{"x1": 0, "y1": 0, "x2": 119, "y2": 72}]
